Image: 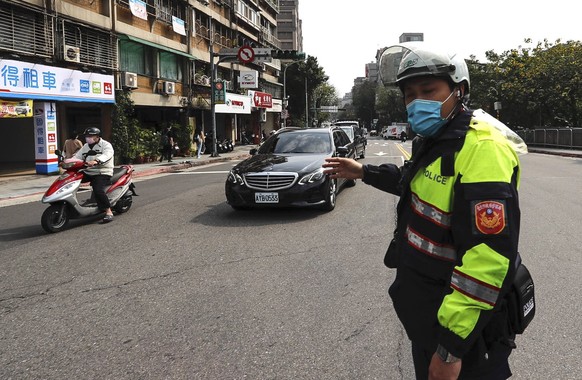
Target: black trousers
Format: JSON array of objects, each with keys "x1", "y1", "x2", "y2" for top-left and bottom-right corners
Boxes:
[
  {"x1": 85, "y1": 174, "x2": 111, "y2": 211},
  {"x1": 161, "y1": 145, "x2": 172, "y2": 161},
  {"x1": 411, "y1": 341, "x2": 512, "y2": 380}
]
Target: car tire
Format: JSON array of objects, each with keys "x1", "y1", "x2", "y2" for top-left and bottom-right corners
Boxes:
[
  {"x1": 346, "y1": 178, "x2": 356, "y2": 187},
  {"x1": 321, "y1": 178, "x2": 337, "y2": 212}
]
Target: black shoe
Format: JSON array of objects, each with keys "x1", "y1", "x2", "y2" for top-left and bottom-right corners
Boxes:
[{"x1": 101, "y1": 214, "x2": 113, "y2": 224}]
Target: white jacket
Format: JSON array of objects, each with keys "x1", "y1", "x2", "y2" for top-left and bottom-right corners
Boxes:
[{"x1": 74, "y1": 138, "x2": 115, "y2": 176}]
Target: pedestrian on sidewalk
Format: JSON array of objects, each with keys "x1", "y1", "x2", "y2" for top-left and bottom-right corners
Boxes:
[
  {"x1": 159, "y1": 126, "x2": 175, "y2": 162},
  {"x1": 323, "y1": 42, "x2": 530, "y2": 380},
  {"x1": 195, "y1": 128, "x2": 205, "y2": 158}
]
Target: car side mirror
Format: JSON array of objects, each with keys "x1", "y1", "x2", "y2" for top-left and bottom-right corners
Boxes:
[
  {"x1": 336, "y1": 146, "x2": 349, "y2": 157},
  {"x1": 249, "y1": 148, "x2": 258, "y2": 155}
]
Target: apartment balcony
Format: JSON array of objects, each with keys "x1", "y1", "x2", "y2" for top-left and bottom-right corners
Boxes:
[
  {"x1": 261, "y1": 0, "x2": 279, "y2": 13},
  {"x1": 260, "y1": 27, "x2": 280, "y2": 49}
]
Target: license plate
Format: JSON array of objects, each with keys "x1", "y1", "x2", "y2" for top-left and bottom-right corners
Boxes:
[{"x1": 255, "y1": 192, "x2": 279, "y2": 203}]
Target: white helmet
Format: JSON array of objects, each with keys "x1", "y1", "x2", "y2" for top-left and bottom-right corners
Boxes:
[{"x1": 379, "y1": 42, "x2": 470, "y2": 95}]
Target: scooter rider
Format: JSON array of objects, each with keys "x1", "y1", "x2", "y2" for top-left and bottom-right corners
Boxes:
[{"x1": 74, "y1": 127, "x2": 115, "y2": 223}]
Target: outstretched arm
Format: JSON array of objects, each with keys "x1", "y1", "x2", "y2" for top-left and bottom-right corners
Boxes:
[{"x1": 322, "y1": 157, "x2": 364, "y2": 180}]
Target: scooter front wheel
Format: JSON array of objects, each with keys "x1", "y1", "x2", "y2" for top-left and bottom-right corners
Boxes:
[{"x1": 41, "y1": 204, "x2": 69, "y2": 233}]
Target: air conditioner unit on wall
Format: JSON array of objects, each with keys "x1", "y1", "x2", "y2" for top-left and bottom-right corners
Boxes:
[
  {"x1": 123, "y1": 72, "x2": 138, "y2": 89},
  {"x1": 63, "y1": 45, "x2": 80, "y2": 63},
  {"x1": 163, "y1": 81, "x2": 176, "y2": 95}
]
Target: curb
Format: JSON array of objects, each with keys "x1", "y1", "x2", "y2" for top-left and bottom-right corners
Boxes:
[
  {"x1": 527, "y1": 148, "x2": 582, "y2": 158},
  {"x1": 132, "y1": 153, "x2": 250, "y2": 178}
]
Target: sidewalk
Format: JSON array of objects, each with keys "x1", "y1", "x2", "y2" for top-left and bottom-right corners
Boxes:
[{"x1": 0, "y1": 145, "x2": 252, "y2": 207}]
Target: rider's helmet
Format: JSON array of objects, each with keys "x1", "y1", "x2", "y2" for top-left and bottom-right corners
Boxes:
[
  {"x1": 379, "y1": 42, "x2": 470, "y2": 99},
  {"x1": 83, "y1": 127, "x2": 101, "y2": 136}
]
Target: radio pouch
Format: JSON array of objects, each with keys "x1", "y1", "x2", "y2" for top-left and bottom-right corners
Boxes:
[{"x1": 507, "y1": 262, "x2": 535, "y2": 334}]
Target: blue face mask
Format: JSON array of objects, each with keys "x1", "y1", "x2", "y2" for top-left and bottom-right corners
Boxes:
[{"x1": 406, "y1": 91, "x2": 456, "y2": 137}]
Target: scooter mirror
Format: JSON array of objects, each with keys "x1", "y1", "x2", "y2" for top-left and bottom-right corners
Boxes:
[{"x1": 55, "y1": 149, "x2": 62, "y2": 157}]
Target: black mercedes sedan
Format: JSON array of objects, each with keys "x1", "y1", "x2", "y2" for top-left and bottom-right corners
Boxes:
[{"x1": 225, "y1": 127, "x2": 356, "y2": 211}]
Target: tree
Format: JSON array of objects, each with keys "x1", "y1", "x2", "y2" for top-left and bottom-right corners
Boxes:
[
  {"x1": 375, "y1": 85, "x2": 406, "y2": 126},
  {"x1": 313, "y1": 83, "x2": 339, "y2": 126},
  {"x1": 285, "y1": 56, "x2": 328, "y2": 127},
  {"x1": 351, "y1": 80, "x2": 377, "y2": 128}
]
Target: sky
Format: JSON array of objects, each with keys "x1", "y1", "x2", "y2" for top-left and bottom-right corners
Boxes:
[{"x1": 300, "y1": 0, "x2": 581, "y2": 96}]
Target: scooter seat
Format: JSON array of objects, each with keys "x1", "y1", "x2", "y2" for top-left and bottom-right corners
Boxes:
[{"x1": 109, "y1": 167, "x2": 128, "y2": 184}]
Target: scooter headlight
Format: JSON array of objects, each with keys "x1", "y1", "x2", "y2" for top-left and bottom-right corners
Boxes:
[{"x1": 55, "y1": 182, "x2": 78, "y2": 196}]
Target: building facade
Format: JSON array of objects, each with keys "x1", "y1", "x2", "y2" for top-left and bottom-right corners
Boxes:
[
  {"x1": 276, "y1": 0, "x2": 302, "y2": 51},
  {"x1": 0, "y1": 0, "x2": 287, "y2": 172}
]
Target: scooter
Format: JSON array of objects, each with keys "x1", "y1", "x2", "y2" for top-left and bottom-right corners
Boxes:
[{"x1": 40, "y1": 150, "x2": 137, "y2": 233}]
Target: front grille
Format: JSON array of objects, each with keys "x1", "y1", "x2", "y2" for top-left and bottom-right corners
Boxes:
[{"x1": 244, "y1": 172, "x2": 298, "y2": 191}]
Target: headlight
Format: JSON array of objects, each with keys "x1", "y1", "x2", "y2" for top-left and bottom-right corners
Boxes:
[
  {"x1": 227, "y1": 170, "x2": 244, "y2": 185},
  {"x1": 299, "y1": 169, "x2": 325, "y2": 185},
  {"x1": 55, "y1": 182, "x2": 78, "y2": 195}
]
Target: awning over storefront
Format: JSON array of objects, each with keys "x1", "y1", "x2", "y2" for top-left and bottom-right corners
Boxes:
[{"x1": 119, "y1": 34, "x2": 196, "y2": 60}]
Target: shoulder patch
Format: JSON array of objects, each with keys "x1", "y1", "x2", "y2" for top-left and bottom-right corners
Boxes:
[{"x1": 472, "y1": 200, "x2": 507, "y2": 235}]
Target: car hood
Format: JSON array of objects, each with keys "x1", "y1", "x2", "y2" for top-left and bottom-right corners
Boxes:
[{"x1": 234, "y1": 153, "x2": 329, "y2": 174}]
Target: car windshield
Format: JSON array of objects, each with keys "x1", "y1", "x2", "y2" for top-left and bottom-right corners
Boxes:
[
  {"x1": 258, "y1": 131, "x2": 332, "y2": 154},
  {"x1": 339, "y1": 127, "x2": 354, "y2": 142}
]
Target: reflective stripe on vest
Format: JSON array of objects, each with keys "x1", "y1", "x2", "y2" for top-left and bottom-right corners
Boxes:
[
  {"x1": 450, "y1": 269, "x2": 500, "y2": 306},
  {"x1": 406, "y1": 226, "x2": 456, "y2": 262},
  {"x1": 411, "y1": 192, "x2": 452, "y2": 228}
]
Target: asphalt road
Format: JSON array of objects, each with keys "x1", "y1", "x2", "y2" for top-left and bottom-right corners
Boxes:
[{"x1": 0, "y1": 137, "x2": 581, "y2": 379}]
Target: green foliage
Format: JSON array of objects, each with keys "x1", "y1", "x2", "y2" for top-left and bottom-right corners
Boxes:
[
  {"x1": 375, "y1": 86, "x2": 407, "y2": 126},
  {"x1": 468, "y1": 39, "x2": 582, "y2": 128},
  {"x1": 171, "y1": 122, "x2": 193, "y2": 155},
  {"x1": 286, "y1": 56, "x2": 329, "y2": 126},
  {"x1": 351, "y1": 80, "x2": 377, "y2": 128},
  {"x1": 112, "y1": 90, "x2": 141, "y2": 164},
  {"x1": 313, "y1": 83, "x2": 339, "y2": 126}
]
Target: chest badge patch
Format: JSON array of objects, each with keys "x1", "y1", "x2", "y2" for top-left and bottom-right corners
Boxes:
[{"x1": 474, "y1": 201, "x2": 506, "y2": 234}]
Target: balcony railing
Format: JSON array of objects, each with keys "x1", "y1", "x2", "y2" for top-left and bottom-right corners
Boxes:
[
  {"x1": 262, "y1": 0, "x2": 279, "y2": 12},
  {"x1": 260, "y1": 27, "x2": 280, "y2": 49}
]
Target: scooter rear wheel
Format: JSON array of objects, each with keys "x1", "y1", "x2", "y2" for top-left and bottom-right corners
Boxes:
[
  {"x1": 113, "y1": 195, "x2": 133, "y2": 214},
  {"x1": 41, "y1": 204, "x2": 69, "y2": 233}
]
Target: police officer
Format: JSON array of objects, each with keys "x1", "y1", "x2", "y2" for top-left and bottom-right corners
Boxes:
[
  {"x1": 75, "y1": 127, "x2": 115, "y2": 223},
  {"x1": 323, "y1": 42, "x2": 527, "y2": 379}
]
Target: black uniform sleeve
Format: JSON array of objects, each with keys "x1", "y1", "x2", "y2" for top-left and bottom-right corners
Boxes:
[{"x1": 362, "y1": 163, "x2": 403, "y2": 195}]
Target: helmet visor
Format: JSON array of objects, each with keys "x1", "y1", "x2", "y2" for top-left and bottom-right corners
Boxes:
[{"x1": 379, "y1": 43, "x2": 455, "y2": 86}]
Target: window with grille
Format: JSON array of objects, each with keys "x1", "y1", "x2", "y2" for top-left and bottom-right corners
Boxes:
[
  {"x1": 0, "y1": 4, "x2": 54, "y2": 57},
  {"x1": 154, "y1": 0, "x2": 186, "y2": 24},
  {"x1": 61, "y1": 20, "x2": 117, "y2": 70}
]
